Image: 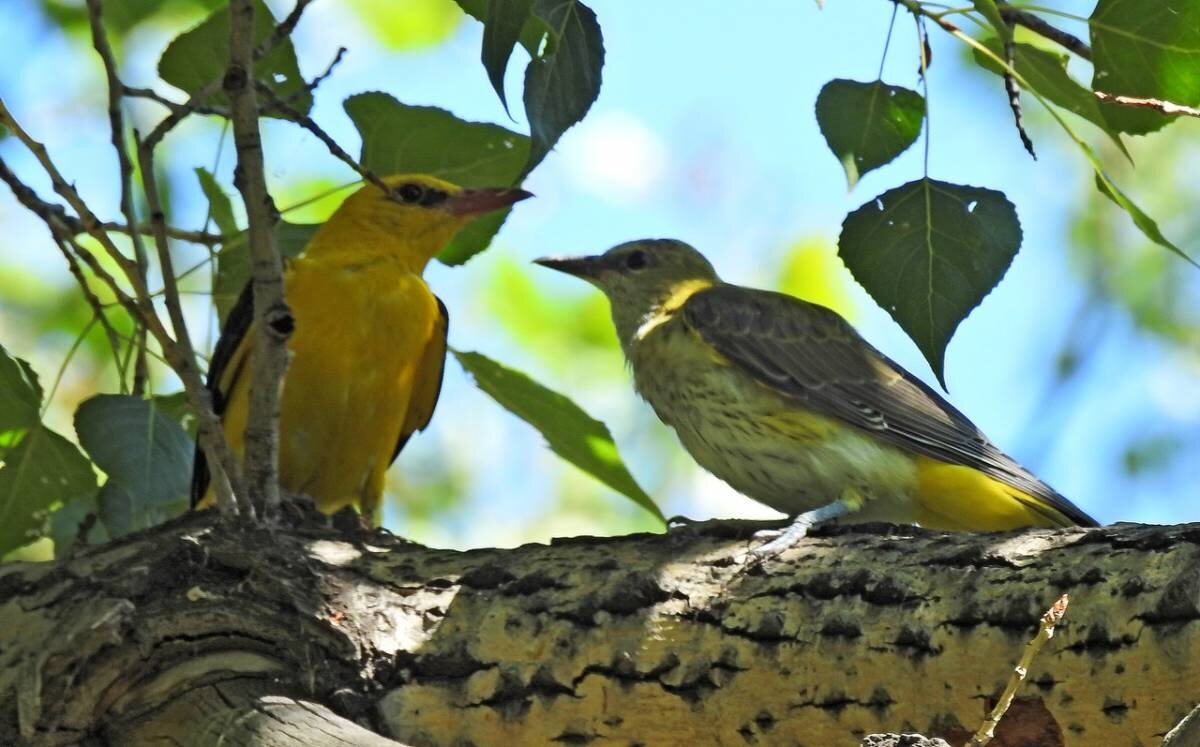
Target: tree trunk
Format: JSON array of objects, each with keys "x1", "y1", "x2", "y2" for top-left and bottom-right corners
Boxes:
[{"x1": 2, "y1": 515, "x2": 1197, "y2": 746}]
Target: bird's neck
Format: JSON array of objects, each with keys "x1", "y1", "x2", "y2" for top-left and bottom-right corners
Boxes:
[
  {"x1": 617, "y1": 278, "x2": 715, "y2": 353},
  {"x1": 302, "y1": 212, "x2": 450, "y2": 273}
]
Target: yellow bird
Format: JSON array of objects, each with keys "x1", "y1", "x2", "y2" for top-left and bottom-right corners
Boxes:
[
  {"x1": 536, "y1": 239, "x2": 1097, "y2": 556},
  {"x1": 192, "y1": 174, "x2": 530, "y2": 521}
]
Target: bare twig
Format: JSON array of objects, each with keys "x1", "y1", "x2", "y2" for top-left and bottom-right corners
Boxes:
[
  {"x1": 968, "y1": 594, "x2": 1070, "y2": 746},
  {"x1": 85, "y1": 0, "x2": 152, "y2": 395},
  {"x1": 227, "y1": 0, "x2": 294, "y2": 518},
  {"x1": 997, "y1": 3, "x2": 1092, "y2": 61},
  {"x1": 52, "y1": 238, "x2": 124, "y2": 371},
  {"x1": 300, "y1": 46, "x2": 347, "y2": 99},
  {"x1": 1093, "y1": 91, "x2": 1200, "y2": 119},
  {"x1": 1003, "y1": 31, "x2": 1036, "y2": 159},
  {"x1": 259, "y1": 0, "x2": 315, "y2": 59},
  {"x1": 255, "y1": 82, "x2": 389, "y2": 193}
]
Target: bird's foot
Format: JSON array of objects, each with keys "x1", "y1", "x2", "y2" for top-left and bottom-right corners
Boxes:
[
  {"x1": 748, "y1": 498, "x2": 854, "y2": 562},
  {"x1": 668, "y1": 515, "x2": 791, "y2": 542}
]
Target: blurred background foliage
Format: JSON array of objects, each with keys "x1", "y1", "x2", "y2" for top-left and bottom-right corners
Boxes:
[{"x1": 1, "y1": 0, "x2": 1197, "y2": 562}]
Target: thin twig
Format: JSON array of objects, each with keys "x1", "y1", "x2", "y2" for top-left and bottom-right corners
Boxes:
[
  {"x1": 300, "y1": 46, "x2": 347, "y2": 100},
  {"x1": 1003, "y1": 30, "x2": 1036, "y2": 159},
  {"x1": 968, "y1": 594, "x2": 1070, "y2": 746},
  {"x1": 52, "y1": 238, "x2": 124, "y2": 373},
  {"x1": 255, "y1": 82, "x2": 389, "y2": 193},
  {"x1": 259, "y1": 0, "x2": 315, "y2": 60},
  {"x1": 85, "y1": 0, "x2": 152, "y2": 395},
  {"x1": 228, "y1": 0, "x2": 294, "y2": 519},
  {"x1": 1093, "y1": 91, "x2": 1200, "y2": 119},
  {"x1": 997, "y1": 3, "x2": 1092, "y2": 61}
]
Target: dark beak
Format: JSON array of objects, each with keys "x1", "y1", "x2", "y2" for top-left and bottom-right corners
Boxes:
[
  {"x1": 533, "y1": 255, "x2": 605, "y2": 279},
  {"x1": 444, "y1": 187, "x2": 533, "y2": 217}
]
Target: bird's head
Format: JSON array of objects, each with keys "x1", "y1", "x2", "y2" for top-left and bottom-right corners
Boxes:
[
  {"x1": 319, "y1": 174, "x2": 531, "y2": 265},
  {"x1": 535, "y1": 239, "x2": 720, "y2": 346}
]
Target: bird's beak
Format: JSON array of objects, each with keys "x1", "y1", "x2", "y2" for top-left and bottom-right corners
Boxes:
[
  {"x1": 533, "y1": 255, "x2": 605, "y2": 280},
  {"x1": 444, "y1": 187, "x2": 533, "y2": 217}
]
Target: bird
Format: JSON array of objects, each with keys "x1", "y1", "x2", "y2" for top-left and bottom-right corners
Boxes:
[
  {"x1": 535, "y1": 239, "x2": 1097, "y2": 556},
  {"x1": 192, "y1": 174, "x2": 531, "y2": 522}
]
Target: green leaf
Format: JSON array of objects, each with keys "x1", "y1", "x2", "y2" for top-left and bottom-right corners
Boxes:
[
  {"x1": 157, "y1": 0, "x2": 312, "y2": 117},
  {"x1": 972, "y1": 0, "x2": 1010, "y2": 42},
  {"x1": 815, "y1": 79, "x2": 925, "y2": 189},
  {"x1": 151, "y1": 391, "x2": 198, "y2": 438},
  {"x1": 213, "y1": 221, "x2": 318, "y2": 323},
  {"x1": 482, "y1": 0, "x2": 534, "y2": 113},
  {"x1": 972, "y1": 39, "x2": 1127, "y2": 156},
  {"x1": 453, "y1": 350, "x2": 664, "y2": 523},
  {"x1": 839, "y1": 179, "x2": 1022, "y2": 387},
  {"x1": 523, "y1": 0, "x2": 604, "y2": 172},
  {"x1": 344, "y1": 92, "x2": 531, "y2": 264},
  {"x1": 0, "y1": 344, "x2": 43, "y2": 441},
  {"x1": 1090, "y1": 0, "x2": 1200, "y2": 134},
  {"x1": 195, "y1": 167, "x2": 238, "y2": 237},
  {"x1": 75, "y1": 395, "x2": 193, "y2": 537},
  {"x1": 1093, "y1": 172, "x2": 1197, "y2": 267},
  {"x1": 0, "y1": 424, "x2": 97, "y2": 557},
  {"x1": 455, "y1": 0, "x2": 547, "y2": 56}
]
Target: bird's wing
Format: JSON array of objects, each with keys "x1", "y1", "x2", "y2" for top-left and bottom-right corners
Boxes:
[
  {"x1": 681, "y1": 284, "x2": 1095, "y2": 526},
  {"x1": 190, "y1": 282, "x2": 255, "y2": 507},
  {"x1": 390, "y1": 296, "x2": 449, "y2": 464}
]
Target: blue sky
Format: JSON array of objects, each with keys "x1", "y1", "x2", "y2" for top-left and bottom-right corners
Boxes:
[{"x1": 1, "y1": 0, "x2": 1196, "y2": 548}]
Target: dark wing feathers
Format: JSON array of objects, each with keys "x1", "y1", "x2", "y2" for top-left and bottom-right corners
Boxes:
[
  {"x1": 682, "y1": 284, "x2": 1096, "y2": 526},
  {"x1": 390, "y1": 296, "x2": 449, "y2": 463},
  {"x1": 189, "y1": 282, "x2": 255, "y2": 508}
]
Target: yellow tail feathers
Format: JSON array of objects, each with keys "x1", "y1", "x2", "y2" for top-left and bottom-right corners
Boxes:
[{"x1": 912, "y1": 457, "x2": 1077, "y2": 531}]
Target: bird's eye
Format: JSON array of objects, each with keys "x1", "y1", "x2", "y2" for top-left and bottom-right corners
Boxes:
[
  {"x1": 396, "y1": 183, "x2": 425, "y2": 204},
  {"x1": 625, "y1": 250, "x2": 648, "y2": 270}
]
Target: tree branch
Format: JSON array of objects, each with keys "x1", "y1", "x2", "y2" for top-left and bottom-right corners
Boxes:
[
  {"x1": 997, "y1": 3, "x2": 1092, "y2": 61},
  {"x1": 226, "y1": 0, "x2": 294, "y2": 518},
  {"x1": 1093, "y1": 91, "x2": 1200, "y2": 119},
  {"x1": 3, "y1": 518, "x2": 1198, "y2": 745}
]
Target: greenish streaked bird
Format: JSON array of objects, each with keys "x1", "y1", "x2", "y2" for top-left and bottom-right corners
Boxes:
[{"x1": 535, "y1": 239, "x2": 1097, "y2": 556}]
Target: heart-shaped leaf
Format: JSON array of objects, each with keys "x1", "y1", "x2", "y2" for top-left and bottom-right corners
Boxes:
[
  {"x1": 815, "y1": 79, "x2": 925, "y2": 189},
  {"x1": 839, "y1": 179, "x2": 1022, "y2": 387}
]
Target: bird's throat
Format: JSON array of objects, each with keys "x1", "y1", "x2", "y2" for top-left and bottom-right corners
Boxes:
[{"x1": 634, "y1": 278, "x2": 714, "y2": 341}]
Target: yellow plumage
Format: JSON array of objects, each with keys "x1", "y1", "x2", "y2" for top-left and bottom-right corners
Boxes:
[{"x1": 193, "y1": 174, "x2": 529, "y2": 521}]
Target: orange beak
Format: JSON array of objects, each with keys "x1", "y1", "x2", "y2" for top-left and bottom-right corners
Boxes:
[{"x1": 444, "y1": 187, "x2": 534, "y2": 217}]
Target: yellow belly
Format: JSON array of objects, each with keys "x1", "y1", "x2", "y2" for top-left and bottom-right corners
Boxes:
[{"x1": 218, "y1": 257, "x2": 437, "y2": 517}]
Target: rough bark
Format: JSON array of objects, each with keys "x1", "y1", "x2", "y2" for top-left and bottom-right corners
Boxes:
[{"x1": 1, "y1": 515, "x2": 1198, "y2": 746}]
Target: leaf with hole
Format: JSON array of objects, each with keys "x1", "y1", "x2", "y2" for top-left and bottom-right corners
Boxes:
[
  {"x1": 453, "y1": 350, "x2": 664, "y2": 523},
  {"x1": 345, "y1": 92, "x2": 531, "y2": 264},
  {"x1": 815, "y1": 79, "x2": 925, "y2": 189},
  {"x1": 839, "y1": 179, "x2": 1022, "y2": 387},
  {"x1": 157, "y1": 0, "x2": 312, "y2": 117},
  {"x1": 1090, "y1": 0, "x2": 1200, "y2": 134},
  {"x1": 75, "y1": 395, "x2": 194, "y2": 538},
  {"x1": 523, "y1": 0, "x2": 604, "y2": 172}
]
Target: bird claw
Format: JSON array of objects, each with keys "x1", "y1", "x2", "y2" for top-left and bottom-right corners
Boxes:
[{"x1": 749, "y1": 518, "x2": 816, "y2": 560}]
